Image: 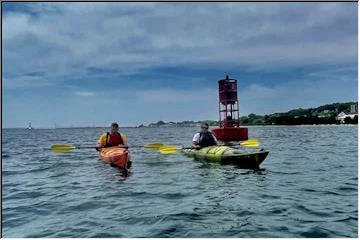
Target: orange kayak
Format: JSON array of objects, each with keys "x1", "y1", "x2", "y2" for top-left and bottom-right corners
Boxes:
[{"x1": 99, "y1": 146, "x2": 129, "y2": 169}]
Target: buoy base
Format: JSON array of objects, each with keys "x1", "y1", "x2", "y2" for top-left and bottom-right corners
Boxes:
[{"x1": 212, "y1": 127, "x2": 248, "y2": 141}]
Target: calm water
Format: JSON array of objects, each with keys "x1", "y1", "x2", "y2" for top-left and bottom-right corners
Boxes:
[{"x1": 2, "y1": 126, "x2": 358, "y2": 237}]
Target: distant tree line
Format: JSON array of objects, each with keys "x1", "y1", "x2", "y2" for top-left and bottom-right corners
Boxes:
[
  {"x1": 140, "y1": 102, "x2": 358, "y2": 127},
  {"x1": 240, "y1": 102, "x2": 358, "y2": 125}
]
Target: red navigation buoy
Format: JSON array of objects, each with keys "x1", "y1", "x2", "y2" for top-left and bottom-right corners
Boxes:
[{"x1": 212, "y1": 75, "x2": 248, "y2": 141}]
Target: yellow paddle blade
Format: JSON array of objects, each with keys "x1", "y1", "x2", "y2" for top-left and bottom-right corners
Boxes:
[
  {"x1": 51, "y1": 144, "x2": 76, "y2": 153},
  {"x1": 241, "y1": 142, "x2": 259, "y2": 147},
  {"x1": 159, "y1": 145, "x2": 182, "y2": 154},
  {"x1": 240, "y1": 139, "x2": 259, "y2": 148},
  {"x1": 144, "y1": 142, "x2": 164, "y2": 150}
]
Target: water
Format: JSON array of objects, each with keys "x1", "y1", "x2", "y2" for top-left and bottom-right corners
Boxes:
[{"x1": 2, "y1": 126, "x2": 358, "y2": 237}]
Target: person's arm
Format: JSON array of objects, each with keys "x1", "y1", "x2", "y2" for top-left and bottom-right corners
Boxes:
[
  {"x1": 96, "y1": 133, "x2": 106, "y2": 151},
  {"x1": 212, "y1": 133, "x2": 219, "y2": 145},
  {"x1": 192, "y1": 141, "x2": 200, "y2": 149},
  {"x1": 192, "y1": 133, "x2": 201, "y2": 149},
  {"x1": 119, "y1": 134, "x2": 129, "y2": 148}
]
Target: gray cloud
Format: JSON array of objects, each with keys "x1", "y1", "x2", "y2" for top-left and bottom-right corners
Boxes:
[{"x1": 3, "y1": 2, "x2": 357, "y2": 89}]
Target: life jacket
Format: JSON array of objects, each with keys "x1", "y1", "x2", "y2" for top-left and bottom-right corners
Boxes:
[
  {"x1": 105, "y1": 132, "x2": 124, "y2": 147},
  {"x1": 199, "y1": 131, "x2": 216, "y2": 148}
]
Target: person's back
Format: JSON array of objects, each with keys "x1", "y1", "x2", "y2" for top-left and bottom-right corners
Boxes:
[{"x1": 192, "y1": 123, "x2": 218, "y2": 149}]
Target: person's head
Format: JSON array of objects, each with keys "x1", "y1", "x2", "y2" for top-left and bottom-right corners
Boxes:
[
  {"x1": 110, "y1": 122, "x2": 119, "y2": 134},
  {"x1": 200, "y1": 122, "x2": 209, "y2": 133}
]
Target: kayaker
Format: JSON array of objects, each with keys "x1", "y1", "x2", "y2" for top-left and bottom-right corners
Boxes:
[
  {"x1": 96, "y1": 122, "x2": 128, "y2": 150},
  {"x1": 97, "y1": 122, "x2": 131, "y2": 168},
  {"x1": 192, "y1": 122, "x2": 218, "y2": 149}
]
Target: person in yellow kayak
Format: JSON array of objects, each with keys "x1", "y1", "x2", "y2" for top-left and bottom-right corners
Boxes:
[
  {"x1": 96, "y1": 122, "x2": 128, "y2": 150},
  {"x1": 192, "y1": 122, "x2": 218, "y2": 149}
]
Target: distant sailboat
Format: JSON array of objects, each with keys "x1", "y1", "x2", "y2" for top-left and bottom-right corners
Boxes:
[{"x1": 28, "y1": 122, "x2": 33, "y2": 129}]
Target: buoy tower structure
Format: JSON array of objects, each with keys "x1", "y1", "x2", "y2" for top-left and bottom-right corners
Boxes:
[{"x1": 212, "y1": 75, "x2": 248, "y2": 141}]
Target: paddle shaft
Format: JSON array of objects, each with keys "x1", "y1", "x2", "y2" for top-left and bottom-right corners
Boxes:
[
  {"x1": 51, "y1": 144, "x2": 145, "y2": 153},
  {"x1": 53, "y1": 144, "x2": 149, "y2": 149}
]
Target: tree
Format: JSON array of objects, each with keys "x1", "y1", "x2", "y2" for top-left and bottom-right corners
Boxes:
[
  {"x1": 344, "y1": 117, "x2": 352, "y2": 124},
  {"x1": 352, "y1": 116, "x2": 358, "y2": 124},
  {"x1": 253, "y1": 118, "x2": 265, "y2": 125},
  {"x1": 156, "y1": 120, "x2": 165, "y2": 125},
  {"x1": 248, "y1": 113, "x2": 257, "y2": 119},
  {"x1": 240, "y1": 116, "x2": 249, "y2": 124},
  {"x1": 204, "y1": 120, "x2": 218, "y2": 126}
]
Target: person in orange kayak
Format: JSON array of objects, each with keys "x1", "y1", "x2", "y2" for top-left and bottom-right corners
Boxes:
[
  {"x1": 96, "y1": 122, "x2": 128, "y2": 150},
  {"x1": 192, "y1": 122, "x2": 218, "y2": 149},
  {"x1": 97, "y1": 122, "x2": 131, "y2": 168}
]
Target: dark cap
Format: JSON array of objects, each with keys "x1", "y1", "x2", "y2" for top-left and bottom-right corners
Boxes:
[
  {"x1": 201, "y1": 122, "x2": 209, "y2": 128},
  {"x1": 111, "y1": 122, "x2": 119, "y2": 128}
]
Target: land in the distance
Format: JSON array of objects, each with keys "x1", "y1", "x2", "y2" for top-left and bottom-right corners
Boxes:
[{"x1": 140, "y1": 102, "x2": 358, "y2": 127}]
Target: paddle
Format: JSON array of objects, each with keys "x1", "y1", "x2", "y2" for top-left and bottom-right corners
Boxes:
[
  {"x1": 144, "y1": 142, "x2": 164, "y2": 150},
  {"x1": 144, "y1": 142, "x2": 185, "y2": 154},
  {"x1": 159, "y1": 145, "x2": 184, "y2": 154},
  {"x1": 239, "y1": 139, "x2": 259, "y2": 147},
  {"x1": 147, "y1": 139, "x2": 260, "y2": 155},
  {"x1": 51, "y1": 144, "x2": 129, "y2": 153},
  {"x1": 51, "y1": 144, "x2": 81, "y2": 153}
]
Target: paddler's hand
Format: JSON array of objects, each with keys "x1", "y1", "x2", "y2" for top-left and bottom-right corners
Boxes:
[{"x1": 95, "y1": 144, "x2": 103, "y2": 151}]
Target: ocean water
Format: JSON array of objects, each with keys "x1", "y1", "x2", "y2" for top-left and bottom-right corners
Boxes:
[{"x1": 2, "y1": 126, "x2": 358, "y2": 237}]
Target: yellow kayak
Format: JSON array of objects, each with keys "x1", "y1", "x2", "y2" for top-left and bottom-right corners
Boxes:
[{"x1": 183, "y1": 146, "x2": 269, "y2": 169}]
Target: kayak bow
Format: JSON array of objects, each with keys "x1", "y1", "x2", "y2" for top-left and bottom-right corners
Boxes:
[{"x1": 100, "y1": 146, "x2": 130, "y2": 169}]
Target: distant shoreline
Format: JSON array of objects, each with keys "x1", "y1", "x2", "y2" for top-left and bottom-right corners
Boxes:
[
  {"x1": 4, "y1": 102, "x2": 358, "y2": 129},
  {"x1": 2, "y1": 124, "x2": 358, "y2": 130}
]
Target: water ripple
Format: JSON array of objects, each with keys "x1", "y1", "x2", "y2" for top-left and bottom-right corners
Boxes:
[{"x1": 2, "y1": 126, "x2": 358, "y2": 237}]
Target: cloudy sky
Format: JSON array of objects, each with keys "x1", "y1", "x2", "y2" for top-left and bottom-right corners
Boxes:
[{"x1": 2, "y1": 2, "x2": 358, "y2": 128}]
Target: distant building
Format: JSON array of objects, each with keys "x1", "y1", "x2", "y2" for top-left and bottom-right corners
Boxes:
[
  {"x1": 336, "y1": 111, "x2": 358, "y2": 123},
  {"x1": 335, "y1": 104, "x2": 358, "y2": 123},
  {"x1": 350, "y1": 104, "x2": 358, "y2": 113}
]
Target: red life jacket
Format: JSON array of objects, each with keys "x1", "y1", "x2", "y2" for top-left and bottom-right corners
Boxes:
[{"x1": 105, "y1": 132, "x2": 124, "y2": 147}]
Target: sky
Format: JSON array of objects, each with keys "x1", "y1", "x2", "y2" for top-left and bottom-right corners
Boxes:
[{"x1": 2, "y1": 2, "x2": 358, "y2": 128}]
